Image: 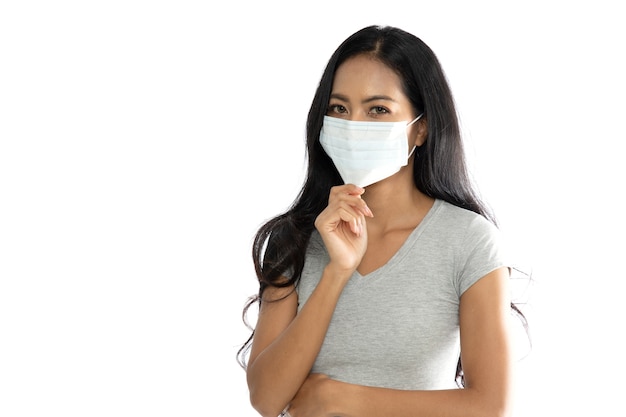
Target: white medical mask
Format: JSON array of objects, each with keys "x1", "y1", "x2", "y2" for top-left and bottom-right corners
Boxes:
[{"x1": 319, "y1": 113, "x2": 424, "y2": 187}]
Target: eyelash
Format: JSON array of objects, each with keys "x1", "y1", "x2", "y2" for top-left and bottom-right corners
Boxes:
[
  {"x1": 327, "y1": 104, "x2": 390, "y2": 115},
  {"x1": 370, "y1": 106, "x2": 389, "y2": 114},
  {"x1": 328, "y1": 104, "x2": 347, "y2": 114}
]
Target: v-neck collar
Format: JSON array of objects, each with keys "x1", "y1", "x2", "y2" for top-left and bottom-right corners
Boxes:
[{"x1": 353, "y1": 199, "x2": 442, "y2": 282}]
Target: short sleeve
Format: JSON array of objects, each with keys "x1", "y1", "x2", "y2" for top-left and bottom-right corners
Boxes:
[{"x1": 456, "y1": 216, "x2": 509, "y2": 297}]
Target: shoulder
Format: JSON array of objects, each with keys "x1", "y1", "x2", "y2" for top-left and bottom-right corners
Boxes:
[
  {"x1": 430, "y1": 201, "x2": 511, "y2": 295},
  {"x1": 430, "y1": 200, "x2": 508, "y2": 285},
  {"x1": 430, "y1": 200, "x2": 499, "y2": 241}
]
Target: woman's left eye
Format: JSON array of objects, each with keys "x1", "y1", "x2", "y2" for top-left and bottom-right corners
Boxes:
[{"x1": 370, "y1": 106, "x2": 389, "y2": 114}]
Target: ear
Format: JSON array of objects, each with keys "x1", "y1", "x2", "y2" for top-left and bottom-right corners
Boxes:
[{"x1": 412, "y1": 116, "x2": 428, "y2": 147}]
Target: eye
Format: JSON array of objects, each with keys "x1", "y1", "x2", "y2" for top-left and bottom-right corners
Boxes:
[
  {"x1": 369, "y1": 106, "x2": 389, "y2": 115},
  {"x1": 327, "y1": 104, "x2": 348, "y2": 114}
]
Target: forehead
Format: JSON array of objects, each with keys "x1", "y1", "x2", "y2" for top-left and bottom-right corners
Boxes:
[{"x1": 332, "y1": 55, "x2": 405, "y2": 97}]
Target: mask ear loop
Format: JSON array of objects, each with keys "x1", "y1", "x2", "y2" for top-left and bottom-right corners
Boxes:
[
  {"x1": 406, "y1": 112, "x2": 424, "y2": 158},
  {"x1": 406, "y1": 112, "x2": 424, "y2": 127}
]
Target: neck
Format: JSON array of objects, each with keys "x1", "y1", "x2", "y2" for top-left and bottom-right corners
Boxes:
[{"x1": 362, "y1": 168, "x2": 434, "y2": 233}]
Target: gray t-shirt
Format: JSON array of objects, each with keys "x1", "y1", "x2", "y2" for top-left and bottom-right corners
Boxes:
[{"x1": 295, "y1": 199, "x2": 508, "y2": 390}]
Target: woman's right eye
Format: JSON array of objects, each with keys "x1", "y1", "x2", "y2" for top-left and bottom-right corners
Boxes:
[{"x1": 328, "y1": 104, "x2": 347, "y2": 114}]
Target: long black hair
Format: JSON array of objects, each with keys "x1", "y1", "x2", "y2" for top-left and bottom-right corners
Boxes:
[{"x1": 238, "y1": 25, "x2": 528, "y2": 386}]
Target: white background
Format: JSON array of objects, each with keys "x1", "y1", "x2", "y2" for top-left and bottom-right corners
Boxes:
[{"x1": 1, "y1": 1, "x2": 624, "y2": 416}]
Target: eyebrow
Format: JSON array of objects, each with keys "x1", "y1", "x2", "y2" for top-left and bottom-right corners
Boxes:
[{"x1": 330, "y1": 93, "x2": 398, "y2": 103}]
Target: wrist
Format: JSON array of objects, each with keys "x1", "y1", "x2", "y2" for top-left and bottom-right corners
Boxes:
[
  {"x1": 330, "y1": 379, "x2": 361, "y2": 417},
  {"x1": 323, "y1": 263, "x2": 356, "y2": 284}
]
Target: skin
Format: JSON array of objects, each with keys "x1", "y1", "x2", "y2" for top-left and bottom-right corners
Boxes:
[{"x1": 246, "y1": 55, "x2": 514, "y2": 417}]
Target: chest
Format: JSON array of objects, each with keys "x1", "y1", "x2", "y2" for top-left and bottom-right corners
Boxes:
[{"x1": 357, "y1": 228, "x2": 414, "y2": 276}]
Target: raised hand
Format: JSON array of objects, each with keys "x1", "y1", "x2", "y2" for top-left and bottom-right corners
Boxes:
[{"x1": 314, "y1": 184, "x2": 374, "y2": 278}]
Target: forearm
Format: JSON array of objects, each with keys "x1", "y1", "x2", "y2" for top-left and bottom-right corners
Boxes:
[
  {"x1": 342, "y1": 384, "x2": 511, "y2": 417},
  {"x1": 247, "y1": 267, "x2": 349, "y2": 417}
]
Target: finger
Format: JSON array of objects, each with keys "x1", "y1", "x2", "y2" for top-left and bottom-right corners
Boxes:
[
  {"x1": 330, "y1": 184, "x2": 364, "y2": 198},
  {"x1": 345, "y1": 196, "x2": 374, "y2": 218},
  {"x1": 358, "y1": 200, "x2": 374, "y2": 218},
  {"x1": 315, "y1": 202, "x2": 360, "y2": 235},
  {"x1": 336, "y1": 206, "x2": 365, "y2": 236},
  {"x1": 344, "y1": 184, "x2": 365, "y2": 196},
  {"x1": 336, "y1": 200, "x2": 365, "y2": 224},
  {"x1": 330, "y1": 187, "x2": 373, "y2": 218}
]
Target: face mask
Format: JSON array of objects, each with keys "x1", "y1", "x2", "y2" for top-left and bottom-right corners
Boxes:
[{"x1": 319, "y1": 113, "x2": 424, "y2": 187}]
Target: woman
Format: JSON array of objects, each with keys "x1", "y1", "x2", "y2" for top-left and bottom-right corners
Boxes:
[{"x1": 239, "y1": 25, "x2": 526, "y2": 417}]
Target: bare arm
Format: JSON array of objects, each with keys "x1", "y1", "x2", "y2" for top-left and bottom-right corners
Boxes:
[
  {"x1": 289, "y1": 267, "x2": 514, "y2": 417},
  {"x1": 246, "y1": 185, "x2": 373, "y2": 417},
  {"x1": 246, "y1": 270, "x2": 348, "y2": 417}
]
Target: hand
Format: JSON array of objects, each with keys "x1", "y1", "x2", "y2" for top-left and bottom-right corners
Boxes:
[
  {"x1": 287, "y1": 373, "x2": 345, "y2": 417},
  {"x1": 314, "y1": 185, "x2": 374, "y2": 277}
]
